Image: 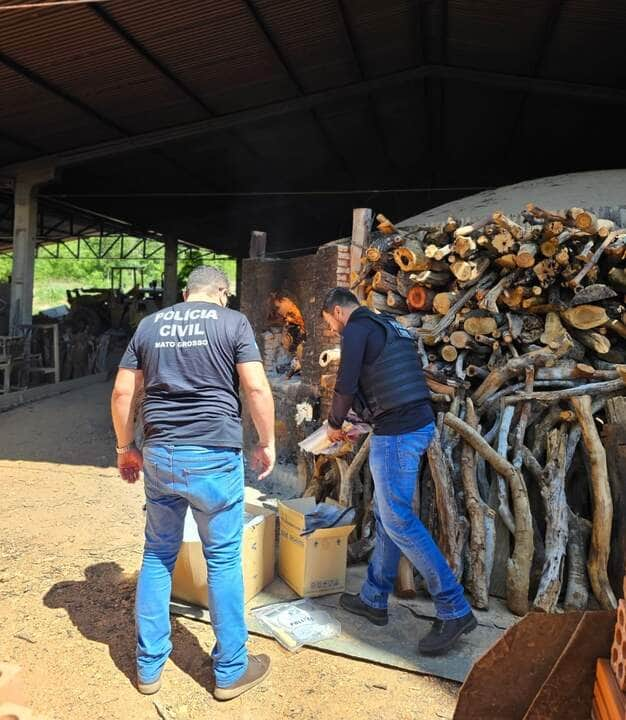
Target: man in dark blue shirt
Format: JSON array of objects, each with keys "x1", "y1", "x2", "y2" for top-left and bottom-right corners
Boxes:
[
  {"x1": 111, "y1": 266, "x2": 274, "y2": 701},
  {"x1": 321, "y1": 287, "x2": 476, "y2": 656}
]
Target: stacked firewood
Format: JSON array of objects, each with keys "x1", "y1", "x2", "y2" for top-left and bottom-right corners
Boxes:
[{"x1": 308, "y1": 205, "x2": 626, "y2": 617}]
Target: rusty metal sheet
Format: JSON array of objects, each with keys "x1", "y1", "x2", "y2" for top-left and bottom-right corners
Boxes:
[
  {"x1": 453, "y1": 612, "x2": 583, "y2": 720},
  {"x1": 523, "y1": 611, "x2": 615, "y2": 720}
]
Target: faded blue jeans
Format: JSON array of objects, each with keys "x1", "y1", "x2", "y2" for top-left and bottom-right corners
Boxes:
[
  {"x1": 136, "y1": 445, "x2": 248, "y2": 688},
  {"x1": 359, "y1": 423, "x2": 471, "y2": 620}
]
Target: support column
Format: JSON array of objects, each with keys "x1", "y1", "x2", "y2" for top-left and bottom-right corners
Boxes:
[
  {"x1": 351, "y1": 208, "x2": 372, "y2": 301},
  {"x1": 9, "y1": 168, "x2": 54, "y2": 333},
  {"x1": 163, "y1": 236, "x2": 178, "y2": 307},
  {"x1": 249, "y1": 230, "x2": 267, "y2": 259}
]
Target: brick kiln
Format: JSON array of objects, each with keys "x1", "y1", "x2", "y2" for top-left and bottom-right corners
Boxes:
[{"x1": 240, "y1": 241, "x2": 350, "y2": 493}]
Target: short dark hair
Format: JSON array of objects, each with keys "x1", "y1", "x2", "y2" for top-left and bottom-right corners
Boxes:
[{"x1": 321, "y1": 287, "x2": 359, "y2": 316}]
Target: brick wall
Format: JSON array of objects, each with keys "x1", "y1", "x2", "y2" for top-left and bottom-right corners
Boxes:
[{"x1": 239, "y1": 243, "x2": 350, "y2": 462}]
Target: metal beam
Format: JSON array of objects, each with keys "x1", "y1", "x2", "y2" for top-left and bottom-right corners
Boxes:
[
  {"x1": 5, "y1": 63, "x2": 626, "y2": 176},
  {"x1": 502, "y1": 0, "x2": 565, "y2": 165},
  {"x1": 90, "y1": 4, "x2": 213, "y2": 114},
  {"x1": 335, "y1": 0, "x2": 396, "y2": 178},
  {"x1": 91, "y1": 5, "x2": 260, "y2": 162},
  {"x1": 242, "y1": 0, "x2": 353, "y2": 179},
  {"x1": 0, "y1": 51, "x2": 127, "y2": 135},
  {"x1": 0, "y1": 52, "x2": 219, "y2": 185}
]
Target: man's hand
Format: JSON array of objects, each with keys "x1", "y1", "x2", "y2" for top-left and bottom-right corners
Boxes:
[
  {"x1": 117, "y1": 448, "x2": 143, "y2": 484},
  {"x1": 326, "y1": 424, "x2": 347, "y2": 443},
  {"x1": 251, "y1": 443, "x2": 275, "y2": 481}
]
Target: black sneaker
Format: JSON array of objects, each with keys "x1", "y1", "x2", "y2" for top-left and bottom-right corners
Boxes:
[
  {"x1": 418, "y1": 611, "x2": 478, "y2": 655},
  {"x1": 339, "y1": 593, "x2": 388, "y2": 626}
]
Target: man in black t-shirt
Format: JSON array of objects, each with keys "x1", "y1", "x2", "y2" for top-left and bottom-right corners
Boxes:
[
  {"x1": 111, "y1": 266, "x2": 274, "y2": 701},
  {"x1": 321, "y1": 287, "x2": 476, "y2": 656}
]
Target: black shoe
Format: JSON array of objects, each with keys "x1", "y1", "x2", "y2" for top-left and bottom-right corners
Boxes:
[
  {"x1": 418, "y1": 611, "x2": 478, "y2": 655},
  {"x1": 339, "y1": 593, "x2": 388, "y2": 626}
]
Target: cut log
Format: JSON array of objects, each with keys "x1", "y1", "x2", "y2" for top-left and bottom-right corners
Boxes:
[
  {"x1": 596, "y1": 218, "x2": 615, "y2": 237},
  {"x1": 561, "y1": 305, "x2": 609, "y2": 330},
  {"x1": 440, "y1": 344, "x2": 458, "y2": 363},
  {"x1": 395, "y1": 313, "x2": 423, "y2": 329},
  {"x1": 443, "y1": 413, "x2": 533, "y2": 616},
  {"x1": 492, "y1": 211, "x2": 524, "y2": 240},
  {"x1": 533, "y1": 426, "x2": 569, "y2": 613},
  {"x1": 450, "y1": 257, "x2": 490, "y2": 284},
  {"x1": 605, "y1": 320, "x2": 626, "y2": 341},
  {"x1": 503, "y1": 377, "x2": 625, "y2": 404},
  {"x1": 427, "y1": 435, "x2": 467, "y2": 580},
  {"x1": 570, "y1": 395, "x2": 616, "y2": 610},
  {"x1": 366, "y1": 290, "x2": 404, "y2": 315},
  {"x1": 461, "y1": 398, "x2": 492, "y2": 609},
  {"x1": 408, "y1": 269, "x2": 451, "y2": 288},
  {"x1": 533, "y1": 259, "x2": 560, "y2": 286},
  {"x1": 543, "y1": 220, "x2": 565, "y2": 239},
  {"x1": 433, "y1": 291, "x2": 459, "y2": 315},
  {"x1": 393, "y1": 238, "x2": 429, "y2": 272},
  {"x1": 396, "y1": 269, "x2": 414, "y2": 297},
  {"x1": 501, "y1": 286, "x2": 527, "y2": 308},
  {"x1": 516, "y1": 243, "x2": 538, "y2": 268},
  {"x1": 525, "y1": 203, "x2": 567, "y2": 224},
  {"x1": 608, "y1": 267, "x2": 626, "y2": 292},
  {"x1": 567, "y1": 231, "x2": 622, "y2": 290},
  {"x1": 495, "y1": 253, "x2": 519, "y2": 269},
  {"x1": 365, "y1": 234, "x2": 404, "y2": 263},
  {"x1": 473, "y1": 347, "x2": 561, "y2": 406},
  {"x1": 453, "y1": 235, "x2": 478, "y2": 258},
  {"x1": 571, "y1": 329, "x2": 611, "y2": 355},
  {"x1": 386, "y1": 290, "x2": 408, "y2": 311},
  {"x1": 453, "y1": 215, "x2": 492, "y2": 238},
  {"x1": 376, "y1": 213, "x2": 396, "y2": 234},
  {"x1": 540, "y1": 238, "x2": 559, "y2": 257},
  {"x1": 564, "y1": 511, "x2": 592, "y2": 611},
  {"x1": 395, "y1": 556, "x2": 417, "y2": 598},
  {"x1": 371, "y1": 270, "x2": 398, "y2": 294},
  {"x1": 491, "y1": 229, "x2": 516, "y2": 254},
  {"x1": 569, "y1": 284, "x2": 617, "y2": 306},
  {"x1": 495, "y1": 405, "x2": 516, "y2": 535},
  {"x1": 450, "y1": 330, "x2": 477, "y2": 350},
  {"x1": 336, "y1": 434, "x2": 372, "y2": 508},
  {"x1": 540, "y1": 312, "x2": 573, "y2": 352},
  {"x1": 478, "y1": 271, "x2": 521, "y2": 314},
  {"x1": 463, "y1": 316, "x2": 498, "y2": 337},
  {"x1": 568, "y1": 207, "x2": 598, "y2": 233},
  {"x1": 405, "y1": 285, "x2": 434, "y2": 312},
  {"x1": 319, "y1": 348, "x2": 341, "y2": 367}
]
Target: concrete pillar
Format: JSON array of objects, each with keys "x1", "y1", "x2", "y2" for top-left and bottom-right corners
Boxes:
[
  {"x1": 163, "y1": 236, "x2": 178, "y2": 307},
  {"x1": 9, "y1": 168, "x2": 54, "y2": 333}
]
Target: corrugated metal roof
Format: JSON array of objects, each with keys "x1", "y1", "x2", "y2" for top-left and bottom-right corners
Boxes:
[{"x1": 2, "y1": 0, "x2": 626, "y2": 254}]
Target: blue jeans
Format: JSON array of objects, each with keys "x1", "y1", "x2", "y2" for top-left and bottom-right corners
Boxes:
[
  {"x1": 359, "y1": 423, "x2": 471, "y2": 621},
  {"x1": 136, "y1": 445, "x2": 248, "y2": 688}
]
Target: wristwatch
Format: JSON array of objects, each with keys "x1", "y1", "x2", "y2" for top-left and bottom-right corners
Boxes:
[{"x1": 115, "y1": 442, "x2": 136, "y2": 455}]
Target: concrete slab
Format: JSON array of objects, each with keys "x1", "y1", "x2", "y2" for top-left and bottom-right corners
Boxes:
[{"x1": 171, "y1": 564, "x2": 517, "y2": 684}]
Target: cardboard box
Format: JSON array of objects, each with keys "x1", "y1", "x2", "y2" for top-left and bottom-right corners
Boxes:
[
  {"x1": 172, "y1": 503, "x2": 276, "y2": 607},
  {"x1": 278, "y1": 497, "x2": 355, "y2": 598}
]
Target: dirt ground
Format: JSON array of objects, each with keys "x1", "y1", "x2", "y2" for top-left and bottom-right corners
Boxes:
[{"x1": 0, "y1": 380, "x2": 458, "y2": 720}]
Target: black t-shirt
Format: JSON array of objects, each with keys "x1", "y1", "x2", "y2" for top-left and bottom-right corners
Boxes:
[
  {"x1": 119, "y1": 301, "x2": 261, "y2": 448},
  {"x1": 328, "y1": 312, "x2": 434, "y2": 435}
]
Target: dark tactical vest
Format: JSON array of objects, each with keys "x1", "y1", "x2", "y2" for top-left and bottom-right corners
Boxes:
[{"x1": 349, "y1": 307, "x2": 430, "y2": 423}]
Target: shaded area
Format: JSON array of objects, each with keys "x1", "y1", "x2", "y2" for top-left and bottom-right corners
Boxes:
[
  {"x1": 43, "y1": 562, "x2": 216, "y2": 693},
  {"x1": 172, "y1": 564, "x2": 516, "y2": 684}
]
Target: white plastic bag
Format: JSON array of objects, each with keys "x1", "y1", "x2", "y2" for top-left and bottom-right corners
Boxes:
[{"x1": 251, "y1": 599, "x2": 341, "y2": 651}]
